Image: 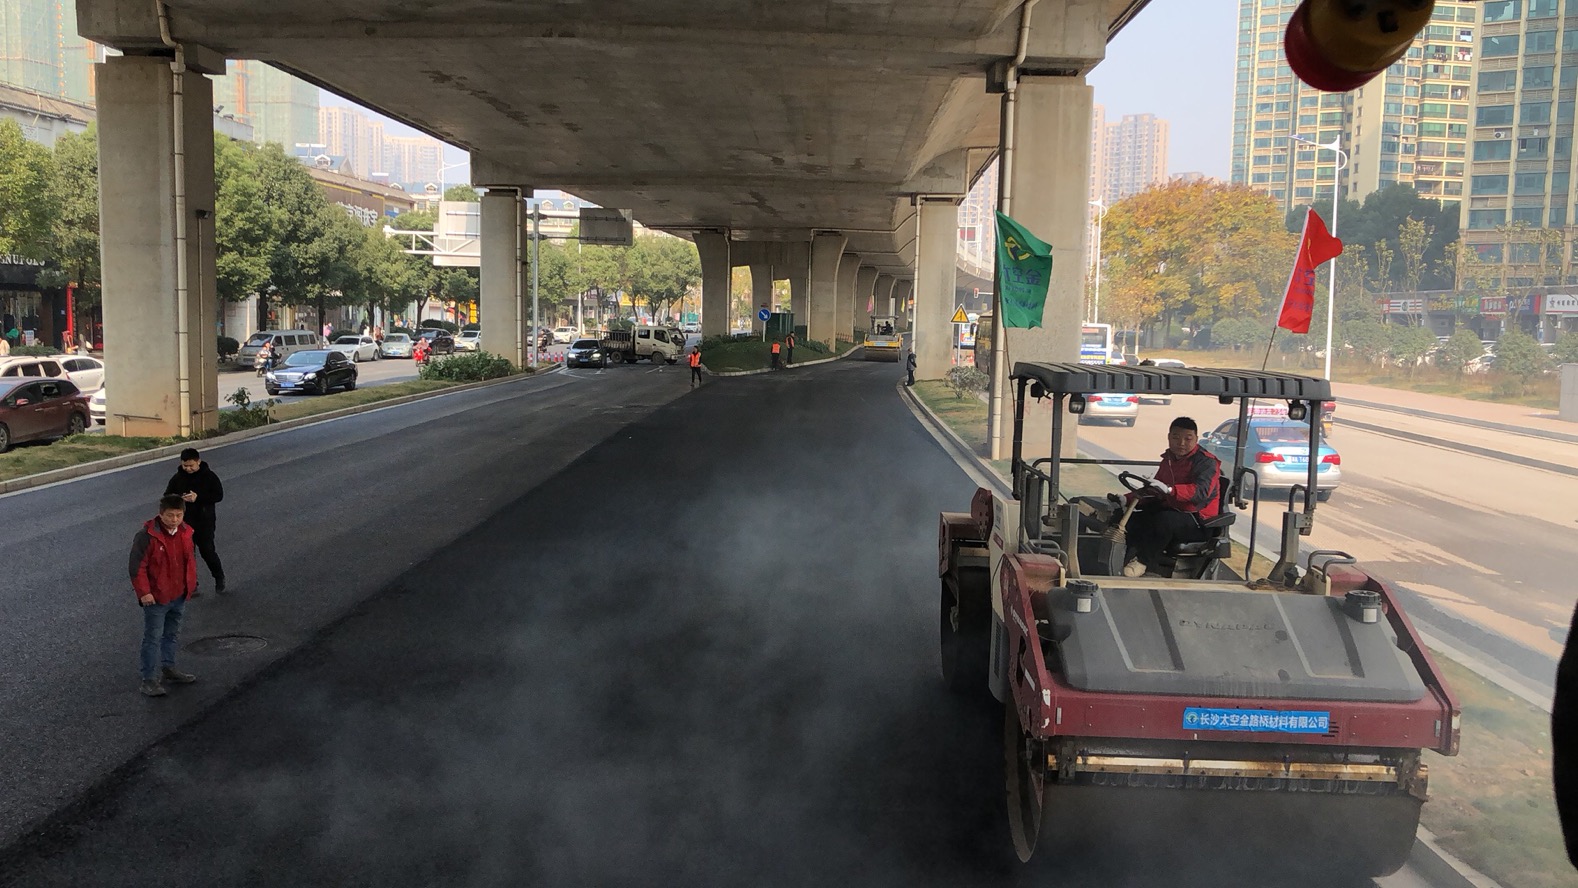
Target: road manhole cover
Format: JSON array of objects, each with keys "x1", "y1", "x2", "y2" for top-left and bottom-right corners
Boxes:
[{"x1": 187, "y1": 634, "x2": 270, "y2": 656}]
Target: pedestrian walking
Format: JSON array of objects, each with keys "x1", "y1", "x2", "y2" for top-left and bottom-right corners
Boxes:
[
  {"x1": 129, "y1": 494, "x2": 199, "y2": 697},
  {"x1": 770, "y1": 340, "x2": 782, "y2": 370},
  {"x1": 164, "y1": 447, "x2": 226, "y2": 596},
  {"x1": 786, "y1": 331, "x2": 796, "y2": 365},
  {"x1": 688, "y1": 346, "x2": 703, "y2": 388},
  {"x1": 905, "y1": 350, "x2": 917, "y2": 386}
]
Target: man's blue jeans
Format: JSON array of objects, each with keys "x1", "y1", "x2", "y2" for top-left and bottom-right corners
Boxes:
[{"x1": 140, "y1": 597, "x2": 187, "y2": 681}]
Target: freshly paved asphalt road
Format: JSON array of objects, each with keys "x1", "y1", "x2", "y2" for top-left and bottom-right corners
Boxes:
[{"x1": 0, "y1": 357, "x2": 1438, "y2": 887}]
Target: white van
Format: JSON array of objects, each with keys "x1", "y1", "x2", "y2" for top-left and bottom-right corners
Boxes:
[{"x1": 237, "y1": 330, "x2": 324, "y2": 365}]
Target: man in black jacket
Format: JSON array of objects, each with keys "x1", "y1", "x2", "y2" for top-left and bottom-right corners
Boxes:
[{"x1": 164, "y1": 447, "x2": 226, "y2": 595}]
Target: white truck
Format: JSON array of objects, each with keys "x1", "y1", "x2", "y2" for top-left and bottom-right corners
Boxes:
[{"x1": 600, "y1": 325, "x2": 682, "y2": 364}]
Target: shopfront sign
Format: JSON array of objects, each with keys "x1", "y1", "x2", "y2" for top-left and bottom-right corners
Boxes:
[
  {"x1": 1479, "y1": 294, "x2": 1542, "y2": 317},
  {"x1": 1545, "y1": 294, "x2": 1578, "y2": 314}
]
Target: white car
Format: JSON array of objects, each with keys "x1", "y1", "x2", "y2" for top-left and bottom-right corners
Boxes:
[
  {"x1": 455, "y1": 330, "x2": 482, "y2": 351},
  {"x1": 1077, "y1": 392, "x2": 1139, "y2": 426},
  {"x1": 552, "y1": 326, "x2": 578, "y2": 344},
  {"x1": 0, "y1": 355, "x2": 105, "y2": 392},
  {"x1": 328, "y1": 334, "x2": 380, "y2": 362},
  {"x1": 1139, "y1": 358, "x2": 1186, "y2": 405},
  {"x1": 89, "y1": 386, "x2": 107, "y2": 424}
]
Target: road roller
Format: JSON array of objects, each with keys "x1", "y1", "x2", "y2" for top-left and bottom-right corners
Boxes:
[
  {"x1": 862, "y1": 315, "x2": 902, "y2": 361},
  {"x1": 937, "y1": 363, "x2": 1459, "y2": 880}
]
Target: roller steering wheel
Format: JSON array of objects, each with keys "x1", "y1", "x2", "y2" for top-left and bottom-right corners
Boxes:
[{"x1": 1118, "y1": 471, "x2": 1154, "y2": 494}]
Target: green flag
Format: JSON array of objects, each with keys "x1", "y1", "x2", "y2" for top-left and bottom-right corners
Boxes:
[{"x1": 994, "y1": 211, "x2": 1053, "y2": 329}]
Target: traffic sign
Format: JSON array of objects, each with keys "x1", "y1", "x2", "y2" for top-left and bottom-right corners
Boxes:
[
  {"x1": 757, "y1": 308, "x2": 772, "y2": 322},
  {"x1": 950, "y1": 306, "x2": 969, "y2": 324}
]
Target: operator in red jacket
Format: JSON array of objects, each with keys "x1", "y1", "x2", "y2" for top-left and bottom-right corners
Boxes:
[
  {"x1": 1120, "y1": 416, "x2": 1221, "y2": 578},
  {"x1": 128, "y1": 494, "x2": 200, "y2": 697}
]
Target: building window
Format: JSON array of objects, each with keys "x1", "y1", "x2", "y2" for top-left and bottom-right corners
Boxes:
[
  {"x1": 1531, "y1": 0, "x2": 1559, "y2": 15},
  {"x1": 1528, "y1": 31, "x2": 1558, "y2": 53},
  {"x1": 1512, "y1": 207, "x2": 1545, "y2": 225},
  {"x1": 1556, "y1": 170, "x2": 1571, "y2": 193},
  {"x1": 1483, "y1": 35, "x2": 1520, "y2": 57},
  {"x1": 1558, "y1": 136, "x2": 1574, "y2": 159},
  {"x1": 1477, "y1": 105, "x2": 1515, "y2": 126},
  {"x1": 1524, "y1": 102, "x2": 1554, "y2": 124},
  {"x1": 1516, "y1": 172, "x2": 1548, "y2": 193},
  {"x1": 1475, "y1": 139, "x2": 1513, "y2": 160},
  {"x1": 1563, "y1": 102, "x2": 1577, "y2": 124},
  {"x1": 1482, "y1": 0, "x2": 1519, "y2": 20},
  {"x1": 1424, "y1": 122, "x2": 1450, "y2": 138},
  {"x1": 1519, "y1": 136, "x2": 1549, "y2": 158},
  {"x1": 1477, "y1": 245, "x2": 1505, "y2": 264},
  {"x1": 1478, "y1": 70, "x2": 1517, "y2": 92},
  {"x1": 1420, "y1": 101, "x2": 1450, "y2": 118},
  {"x1": 1472, "y1": 174, "x2": 1510, "y2": 194},
  {"x1": 1294, "y1": 187, "x2": 1314, "y2": 199},
  {"x1": 1512, "y1": 243, "x2": 1544, "y2": 264},
  {"x1": 1554, "y1": 206, "x2": 1569, "y2": 226},
  {"x1": 1526, "y1": 66, "x2": 1555, "y2": 89},
  {"x1": 1468, "y1": 209, "x2": 1505, "y2": 229},
  {"x1": 1447, "y1": 162, "x2": 1465, "y2": 176}
]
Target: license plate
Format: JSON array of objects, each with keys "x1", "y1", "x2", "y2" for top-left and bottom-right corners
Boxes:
[{"x1": 1285, "y1": 455, "x2": 1307, "y2": 464}]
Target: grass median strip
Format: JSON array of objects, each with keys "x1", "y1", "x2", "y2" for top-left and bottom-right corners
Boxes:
[
  {"x1": 704, "y1": 338, "x2": 857, "y2": 372},
  {"x1": 0, "y1": 376, "x2": 513, "y2": 484}
]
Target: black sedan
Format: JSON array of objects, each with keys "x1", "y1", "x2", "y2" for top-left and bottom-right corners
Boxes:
[
  {"x1": 416, "y1": 329, "x2": 456, "y2": 354},
  {"x1": 566, "y1": 338, "x2": 609, "y2": 368},
  {"x1": 265, "y1": 349, "x2": 358, "y2": 396}
]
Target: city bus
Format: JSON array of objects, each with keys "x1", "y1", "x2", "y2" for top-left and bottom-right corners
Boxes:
[{"x1": 1079, "y1": 322, "x2": 1114, "y2": 364}]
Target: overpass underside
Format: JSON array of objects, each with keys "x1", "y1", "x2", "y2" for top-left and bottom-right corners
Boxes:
[{"x1": 80, "y1": 0, "x2": 1144, "y2": 451}]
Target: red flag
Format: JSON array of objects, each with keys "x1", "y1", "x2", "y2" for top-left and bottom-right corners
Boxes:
[{"x1": 1275, "y1": 208, "x2": 1343, "y2": 334}]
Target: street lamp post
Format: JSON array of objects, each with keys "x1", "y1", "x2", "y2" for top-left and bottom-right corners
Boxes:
[
  {"x1": 1089, "y1": 198, "x2": 1108, "y2": 324},
  {"x1": 1289, "y1": 133, "x2": 1348, "y2": 380}
]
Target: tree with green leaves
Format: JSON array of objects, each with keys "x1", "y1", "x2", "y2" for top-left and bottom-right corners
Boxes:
[
  {"x1": 1389, "y1": 324, "x2": 1437, "y2": 375},
  {"x1": 1288, "y1": 183, "x2": 1458, "y2": 291},
  {"x1": 1553, "y1": 331, "x2": 1578, "y2": 365},
  {"x1": 390, "y1": 209, "x2": 436, "y2": 232},
  {"x1": 213, "y1": 136, "x2": 275, "y2": 307},
  {"x1": 0, "y1": 119, "x2": 57, "y2": 259},
  {"x1": 1438, "y1": 328, "x2": 1486, "y2": 375},
  {"x1": 443, "y1": 185, "x2": 479, "y2": 202},
  {"x1": 1495, "y1": 328, "x2": 1553, "y2": 388},
  {"x1": 41, "y1": 126, "x2": 100, "y2": 320}
]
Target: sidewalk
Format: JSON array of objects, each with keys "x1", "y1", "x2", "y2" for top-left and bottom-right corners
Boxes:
[{"x1": 1333, "y1": 380, "x2": 1577, "y2": 438}]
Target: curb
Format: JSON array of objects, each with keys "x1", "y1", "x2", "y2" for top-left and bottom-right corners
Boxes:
[
  {"x1": 0, "y1": 367, "x2": 559, "y2": 498},
  {"x1": 1340, "y1": 416, "x2": 1578, "y2": 478},
  {"x1": 710, "y1": 345, "x2": 864, "y2": 377},
  {"x1": 896, "y1": 382, "x2": 1506, "y2": 888},
  {"x1": 1342, "y1": 396, "x2": 1578, "y2": 444}
]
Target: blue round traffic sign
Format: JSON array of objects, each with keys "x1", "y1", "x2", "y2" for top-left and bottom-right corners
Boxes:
[{"x1": 757, "y1": 308, "x2": 771, "y2": 322}]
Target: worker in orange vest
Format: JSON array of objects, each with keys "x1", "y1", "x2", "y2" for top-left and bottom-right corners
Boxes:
[
  {"x1": 770, "y1": 340, "x2": 782, "y2": 370},
  {"x1": 688, "y1": 346, "x2": 702, "y2": 388}
]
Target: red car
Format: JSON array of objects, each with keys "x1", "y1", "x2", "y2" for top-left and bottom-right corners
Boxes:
[{"x1": 0, "y1": 377, "x2": 91, "y2": 452}]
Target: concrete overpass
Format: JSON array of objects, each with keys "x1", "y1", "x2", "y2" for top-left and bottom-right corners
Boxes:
[{"x1": 80, "y1": 0, "x2": 1147, "y2": 453}]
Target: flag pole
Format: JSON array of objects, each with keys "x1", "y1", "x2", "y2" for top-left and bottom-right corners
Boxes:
[{"x1": 1261, "y1": 325, "x2": 1277, "y2": 372}]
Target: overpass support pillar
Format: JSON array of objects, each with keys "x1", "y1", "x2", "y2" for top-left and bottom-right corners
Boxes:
[
  {"x1": 991, "y1": 77, "x2": 1095, "y2": 458},
  {"x1": 695, "y1": 231, "x2": 731, "y2": 338},
  {"x1": 874, "y1": 274, "x2": 896, "y2": 319},
  {"x1": 916, "y1": 198, "x2": 960, "y2": 379},
  {"x1": 893, "y1": 280, "x2": 914, "y2": 331},
  {"x1": 750, "y1": 263, "x2": 773, "y2": 334},
  {"x1": 480, "y1": 189, "x2": 525, "y2": 366},
  {"x1": 853, "y1": 267, "x2": 879, "y2": 335},
  {"x1": 835, "y1": 253, "x2": 861, "y2": 344},
  {"x1": 96, "y1": 55, "x2": 219, "y2": 438},
  {"x1": 786, "y1": 245, "x2": 809, "y2": 334},
  {"x1": 808, "y1": 232, "x2": 847, "y2": 347}
]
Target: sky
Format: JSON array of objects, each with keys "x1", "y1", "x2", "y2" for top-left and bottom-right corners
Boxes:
[
  {"x1": 1088, "y1": 0, "x2": 1239, "y2": 179},
  {"x1": 324, "y1": 0, "x2": 1240, "y2": 186}
]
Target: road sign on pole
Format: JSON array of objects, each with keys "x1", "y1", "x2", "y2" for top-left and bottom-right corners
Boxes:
[
  {"x1": 757, "y1": 307, "x2": 771, "y2": 322},
  {"x1": 950, "y1": 306, "x2": 969, "y2": 324}
]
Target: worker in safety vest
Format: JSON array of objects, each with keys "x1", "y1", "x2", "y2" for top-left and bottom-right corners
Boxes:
[
  {"x1": 785, "y1": 331, "x2": 796, "y2": 365},
  {"x1": 688, "y1": 347, "x2": 702, "y2": 388},
  {"x1": 770, "y1": 340, "x2": 781, "y2": 370}
]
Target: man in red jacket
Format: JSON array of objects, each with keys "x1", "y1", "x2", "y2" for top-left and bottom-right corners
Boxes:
[
  {"x1": 129, "y1": 494, "x2": 199, "y2": 697},
  {"x1": 1120, "y1": 417, "x2": 1221, "y2": 577}
]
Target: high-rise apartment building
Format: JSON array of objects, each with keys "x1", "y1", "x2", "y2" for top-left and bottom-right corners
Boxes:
[
  {"x1": 0, "y1": 0, "x2": 100, "y2": 104},
  {"x1": 212, "y1": 60, "x2": 319, "y2": 151},
  {"x1": 384, "y1": 134, "x2": 445, "y2": 190},
  {"x1": 1234, "y1": 0, "x2": 1478, "y2": 212},
  {"x1": 1102, "y1": 112, "x2": 1169, "y2": 203},
  {"x1": 319, "y1": 104, "x2": 386, "y2": 179},
  {"x1": 1090, "y1": 103, "x2": 1106, "y2": 206},
  {"x1": 1462, "y1": 0, "x2": 1578, "y2": 297}
]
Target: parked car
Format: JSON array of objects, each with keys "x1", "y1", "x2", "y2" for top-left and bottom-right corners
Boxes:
[
  {"x1": 1077, "y1": 393, "x2": 1139, "y2": 426},
  {"x1": 329, "y1": 334, "x2": 380, "y2": 362},
  {"x1": 1199, "y1": 418, "x2": 1342, "y2": 501},
  {"x1": 380, "y1": 333, "x2": 414, "y2": 359},
  {"x1": 237, "y1": 330, "x2": 323, "y2": 366},
  {"x1": 552, "y1": 326, "x2": 578, "y2": 344},
  {"x1": 0, "y1": 355, "x2": 105, "y2": 392},
  {"x1": 0, "y1": 377, "x2": 91, "y2": 452},
  {"x1": 1463, "y1": 353, "x2": 1497, "y2": 375},
  {"x1": 89, "y1": 386, "x2": 106, "y2": 425},
  {"x1": 264, "y1": 349, "x2": 358, "y2": 396},
  {"x1": 1137, "y1": 358, "x2": 1186, "y2": 404},
  {"x1": 566, "y1": 338, "x2": 609, "y2": 368},
  {"x1": 456, "y1": 330, "x2": 482, "y2": 351},
  {"x1": 415, "y1": 329, "x2": 456, "y2": 355},
  {"x1": 681, "y1": 321, "x2": 701, "y2": 334}
]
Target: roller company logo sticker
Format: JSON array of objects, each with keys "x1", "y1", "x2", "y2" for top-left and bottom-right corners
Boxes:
[{"x1": 1183, "y1": 708, "x2": 1330, "y2": 734}]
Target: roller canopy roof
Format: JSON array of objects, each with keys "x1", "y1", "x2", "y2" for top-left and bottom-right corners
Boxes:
[{"x1": 1010, "y1": 362, "x2": 1333, "y2": 401}]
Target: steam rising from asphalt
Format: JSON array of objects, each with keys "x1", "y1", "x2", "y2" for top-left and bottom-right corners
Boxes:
[{"x1": 2, "y1": 365, "x2": 1379, "y2": 888}]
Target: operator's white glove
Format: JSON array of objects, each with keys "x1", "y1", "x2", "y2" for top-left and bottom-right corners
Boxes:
[{"x1": 1145, "y1": 477, "x2": 1173, "y2": 496}]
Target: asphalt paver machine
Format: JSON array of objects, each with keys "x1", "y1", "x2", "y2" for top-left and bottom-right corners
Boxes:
[{"x1": 937, "y1": 363, "x2": 1459, "y2": 880}]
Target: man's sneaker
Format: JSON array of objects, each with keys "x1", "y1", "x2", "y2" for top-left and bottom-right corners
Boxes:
[
  {"x1": 161, "y1": 667, "x2": 197, "y2": 684},
  {"x1": 139, "y1": 680, "x2": 167, "y2": 697},
  {"x1": 1122, "y1": 559, "x2": 1147, "y2": 578}
]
